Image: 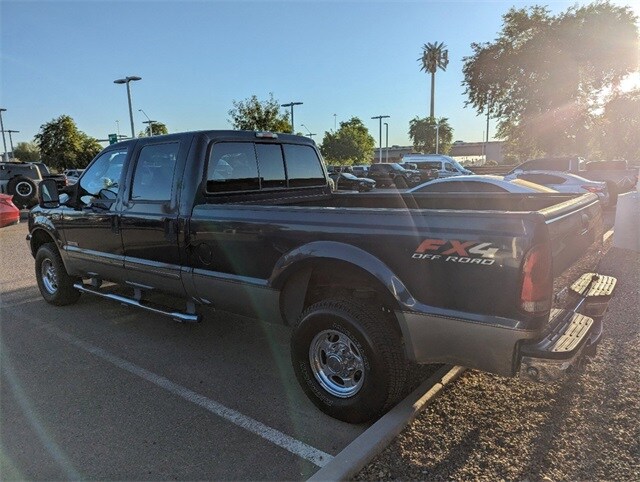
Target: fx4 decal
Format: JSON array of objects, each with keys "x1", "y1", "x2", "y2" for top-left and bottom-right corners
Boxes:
[{"x1": 412, "y1": 238, "x2": 498, "y2": 266}]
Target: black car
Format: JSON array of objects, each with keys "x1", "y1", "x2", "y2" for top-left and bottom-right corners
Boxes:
[
  {"x1": 331, "y1": 172, "x2": 376, "y2": 191},
  {"x1": 368, "y1": 163, "x2": 422, "y2": 188}
]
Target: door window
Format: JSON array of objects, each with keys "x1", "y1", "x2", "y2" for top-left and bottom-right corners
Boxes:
[
  {"x1": 79, "y1": 149, "x2": 127, "y2": 197},
  {"x1": 131, "y1": 142, "x2": 179, "y2": 201}
]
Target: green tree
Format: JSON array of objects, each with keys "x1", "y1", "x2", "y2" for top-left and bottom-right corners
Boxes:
[
  {"x1": 13, "y1": 141, "x2": 41, "y2": 162},
  {"x1": 408, "y1": 117, "x2": 453, "y2": 154},
  {"x1": 596, "y1": 88, "x2": 640, "y2": 161},
  {"x1": 419, "y1": 41, "x2": 449, "y2": 119},
  {"x1": 228, "y1": 93, "x2": 291, "y2": 132},
  {"x1": 138, "y1": 121, "x2": 169, "y2": 137},
  {"x1": 320, "y1": 117, "x2": 375, "y2": 165},
  {"x1": 462, "y1": 3, "x2": 639, "y2": 160},
  {"x1": 34, "y1": 115, "x2": 102, "y2": 170}
]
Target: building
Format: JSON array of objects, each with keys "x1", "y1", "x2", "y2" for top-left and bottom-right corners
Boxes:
[{"x1": 372, "y1": 141, "x2": 504, "y2": 165}]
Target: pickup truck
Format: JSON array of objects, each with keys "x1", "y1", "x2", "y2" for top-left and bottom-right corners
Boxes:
[{"x1": 28, "y1": 130, "x2": 616, "y2": 423}]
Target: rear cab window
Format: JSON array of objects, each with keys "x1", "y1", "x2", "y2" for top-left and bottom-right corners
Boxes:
[{"x1": 206, "y1": 141, "x2": 325, "y2": 194}]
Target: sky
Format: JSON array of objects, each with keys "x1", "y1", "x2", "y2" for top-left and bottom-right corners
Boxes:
[{"x1": 1, "y1": 0, "x2": 638, "y2": 151}]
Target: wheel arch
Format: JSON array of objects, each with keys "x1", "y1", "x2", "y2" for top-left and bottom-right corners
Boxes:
[
  {"x1": 29, "y1": 226, "x2": 59, "y2": 258},
  {"x1": 272, "y1": 241, "x2": 415, "y2": 330}
]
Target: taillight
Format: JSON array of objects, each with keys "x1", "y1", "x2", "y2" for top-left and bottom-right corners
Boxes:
[
  {"x1": 0, "y1": 195, "x2": 14, "y2": 206},
  {"x1": 519, "y1": 243, "x2": 552, "y2": 314},
  {"x1": 582, "y1": 185, "x2": 604, "y2": 193}
]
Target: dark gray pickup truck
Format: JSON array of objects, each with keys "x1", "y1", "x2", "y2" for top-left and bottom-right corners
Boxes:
[{"x1": 28, "y1": 130, "x2": 616, "y2": 422}]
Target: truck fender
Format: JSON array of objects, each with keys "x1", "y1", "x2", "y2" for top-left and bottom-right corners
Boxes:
[
  {"x1": 270, "y1": 241, "x2": 417, "y2": 324},
  {"x1": 28, "y1": 220, "x2": 64, "y2": 257}
]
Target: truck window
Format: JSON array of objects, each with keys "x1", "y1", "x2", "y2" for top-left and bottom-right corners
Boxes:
[
  {"x1": 79, "y1": 149, "x2": 127, "y2": 197},
  {"x1": 256, "y1": 144, "x2": 286, "y2": 189},
  {"x1": 207, "y1": 142, "x2": 260, "y2": 193},
  {"x1": 131, "y1": 142, "x2": 179, "y2": 201},
  {"x1": 283, "y1": 144, "x2": 325, "y2": 187}
]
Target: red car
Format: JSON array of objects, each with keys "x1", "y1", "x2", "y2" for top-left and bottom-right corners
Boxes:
[{"x1": 0, "y1": 193, "x2": 20, "y2": 227}]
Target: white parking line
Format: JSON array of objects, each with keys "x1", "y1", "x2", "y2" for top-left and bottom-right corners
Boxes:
[{"x1": 37, "y1": 321, "x2": 334, "y2": 468}]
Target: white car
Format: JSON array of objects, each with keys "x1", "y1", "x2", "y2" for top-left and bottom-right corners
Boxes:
[
  {"x1": 407, "y1": 174, "x2": 557, "y2": 194},
  {"x1": 505, "y1": 170, "x2": 610, "y2": 205}
]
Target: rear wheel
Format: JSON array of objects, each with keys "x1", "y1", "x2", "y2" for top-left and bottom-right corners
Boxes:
[
  {"x1": 291, "y1": 299, "x2": 406, "y2": 423},
  {"x1": 35, "y1": 243, "x2": 81, "y2": 305}
]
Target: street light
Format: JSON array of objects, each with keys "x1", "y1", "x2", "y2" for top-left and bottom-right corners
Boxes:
[
  {"x1": 138, "y1": 109, "x2": 157, "y2": 136},
  {"x1": 432, "y1": 123, "x2": 440, "y2": 154},
  {"x1": 0, "y1": 108, "x2": 8, "y2": 161},
  {"x1": 281, "y1": 102, "x2": 303, "y2": 134},
  {"x1": 371, "y1": 115, "x2": 390, "y2": 163},
  {"x1": 113, "y1": 76, "x2": 142, "y2": 138},
  {"x1": 300, "y1": 124, "x2": 316, "y2": 139},
  {"x1": 384, "y1": 122, "x2": 389, "y2": 163},
  {"x1": 5, "y1": 130, "x2": 19, "y2": 154}
]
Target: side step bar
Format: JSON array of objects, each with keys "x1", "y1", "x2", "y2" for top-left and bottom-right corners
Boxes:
[{"x1": 73, "y1": 283, "x2": 201, "y2": 323}]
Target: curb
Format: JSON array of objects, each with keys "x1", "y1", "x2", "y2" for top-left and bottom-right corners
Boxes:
[{"x1": 308, "y1": 365, "x2": 465, "y2": 482}]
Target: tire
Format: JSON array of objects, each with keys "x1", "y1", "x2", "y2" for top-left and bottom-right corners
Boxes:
[
  {"x1": 35, "y1": 243, "x2": 81, "y2": 306},
  {"x1": 394, "y1": 176, "x2": 408, "y2": 189},
  {"x1": 291, "y1": 299, "x2": 406, "y2": 423},
  {"x1": 7, "y1": 176, "x2": 38, "y2": 209}
]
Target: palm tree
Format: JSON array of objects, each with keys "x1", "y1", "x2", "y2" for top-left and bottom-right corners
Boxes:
[{"x1": 419, "y1": 42, "x2": 449, "y2": 119}]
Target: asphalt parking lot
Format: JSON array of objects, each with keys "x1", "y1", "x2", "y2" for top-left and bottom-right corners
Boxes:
[{"x1": 1, "y1": 221, "x2": 384, "y2": 480}]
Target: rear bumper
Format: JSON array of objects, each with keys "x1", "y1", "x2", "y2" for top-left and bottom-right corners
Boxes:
[{"x1": 517, "y1": 272, "x2": 616, "y2": 382}]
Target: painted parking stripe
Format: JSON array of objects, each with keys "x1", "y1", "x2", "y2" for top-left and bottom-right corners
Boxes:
[{"x1": 37, "y1": 321, "x2": 334, "y2": 468}]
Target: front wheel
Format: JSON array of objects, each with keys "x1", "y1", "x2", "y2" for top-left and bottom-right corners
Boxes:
[
  {"x1": 291, "y1": 299, "x2": 406, "y2": 423},
  {"x1": 35, "y1": 243, "x2": 81, "y2": 305}
]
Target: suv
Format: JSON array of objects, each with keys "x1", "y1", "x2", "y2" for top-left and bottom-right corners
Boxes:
[
  {"x1": 368, "y1": 163, "x2": 422, "y2": 188},
  {"x1": 0, "y1": 162, "x2": 67, "y2": 208}
]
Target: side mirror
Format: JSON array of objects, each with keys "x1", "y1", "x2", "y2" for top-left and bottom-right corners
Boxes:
[{"x1": 38, "y1": 178, "x2": 60, "y2": 208}]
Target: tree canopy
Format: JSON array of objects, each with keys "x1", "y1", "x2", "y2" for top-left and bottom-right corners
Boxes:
[
  {"x1": 34, "y1": 115, "x2": 102, "y2": 170},
  {"x1": 462, "y1": 3, "x2": 639, "y2": 160},
  {"x1": 13, "y1": 141, "x2": 41, "y2": 162},
  {"x1": 320, "y1": 117, "x2": 375, "y2": 165},
  {"x1": 228, "y1": 93, "x2": 291, "y2": 132},
  {"x1": 139, "y1": 121, "x2": 169, "y2": 137},
  {"x1": 408, "y1": 117, "x2": 453, "y2": 154},
  {"x1": 597, "y1": 88, "x2": 640, "y2": 161}
]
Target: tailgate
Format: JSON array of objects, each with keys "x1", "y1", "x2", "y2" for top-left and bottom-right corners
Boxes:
[{"x1": 539, "y1": 193, "x2": 603, "y2": 277}]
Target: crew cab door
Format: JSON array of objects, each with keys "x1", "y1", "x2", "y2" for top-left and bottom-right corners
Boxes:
[
  {"x1": 118, "y1": 140, "x2": 185, "y2": 295},
  {"x1": 62, "y1": 148, "x2": 128, "y2": 280}
]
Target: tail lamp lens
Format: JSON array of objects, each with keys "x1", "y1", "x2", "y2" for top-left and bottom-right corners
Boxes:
[{"x1": 520, "y1": 243, "x2": 552, "y2": 314}]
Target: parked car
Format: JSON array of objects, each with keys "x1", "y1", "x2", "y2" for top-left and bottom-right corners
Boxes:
[
  {"x1": 401, "y1": 154, "x2": 472, "y2": 179},
  {"x1": 505, "y1": 170, "x2": 610, "y2": 206},
  {"x1": 0, "y1": 193, "x2": 20, "y2": 227},
  {"x1": 331, "y1": 172, "x2": 376, "y2": 191},
  {"x1": 368, "y1": 162, "x2": 422, "y2": 188},
  {"x1": 408, "y1": 175, "x2": 557, "y2": 194},
  {"x1": 351, "y1": 165, "x2": 370, "y2": 177}
]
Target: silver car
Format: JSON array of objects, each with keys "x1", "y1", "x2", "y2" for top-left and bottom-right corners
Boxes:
[
  {"x1": 407, "y1": 174, "x2": 557, "y2": 194},
  {"x1": 505, "y1": 170, "x2": 610, "y2": 206}
]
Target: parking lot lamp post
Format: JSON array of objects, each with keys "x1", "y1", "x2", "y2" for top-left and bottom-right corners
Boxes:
[
  {"x1": 113, "y1": 76, "x2": 142, "y2": 138},
  {"x1": 300, "y1": 124, "x2": 316, "y2": 139},
  {"x1": 281, "y1": 102, "x2": 303, "y2": 134},
  {"x1": 433, "y1": 123, "x2": 440, "y2": 154},
  {"x1": 384, "y1": 122, "x2": 389, "y2": 163},
  {"x1": 0, "y1": 108, "x2": 8, "y2": 161},
  {"x1": 138, "y1": 109, "x2": 157, "y2": 136},
  {"x1": 371, "y1": 115, "x2": 390, "y2": 163},
  {"x1": 6, "y1": 130, "x2": 19, "y2": 155}
]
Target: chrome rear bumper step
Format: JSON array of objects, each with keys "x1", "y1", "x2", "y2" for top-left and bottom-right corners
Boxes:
[{"x1": 73, "y1": 283, "x2": 201, "y2": 323}]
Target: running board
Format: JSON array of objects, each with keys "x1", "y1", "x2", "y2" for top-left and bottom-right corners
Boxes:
[{"x1": 73, "y1": 283, "x2": 201, "y2": 323}]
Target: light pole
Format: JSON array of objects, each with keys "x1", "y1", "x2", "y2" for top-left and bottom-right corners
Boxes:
[
  {"x1": 113, "y1": 76, "x2": 142, "y2": 138},
  {"x1": 333, "y1": 113, "x2": 337, "y2": 131},
  {"x1": 138, "y1": 109, "x2": 157, "y2": 136},
  {"x1": 6, "y1": 130, "x2": 19, "y2": 155},
  {"x1": 371, "y1": 115, "x2": 390, "y2": 163},
  {"x1": 281, "y1": 102, "x2": 303, "y2": 134},
  {"x1": 384, "y1": 122, "x2": 389, "y2": 163},
  {"x1": 0, "y1": 108, "x2": 8, "y2": 161},
  {"x1": 433, "y1": 123, "x2": 440, "y2": 154},
  {"x1": 300, "y1": 124, "x2": 316, "y2": 139},
  {"x1": 116, "y1": 120, "x2": 121, "y2": 138}
]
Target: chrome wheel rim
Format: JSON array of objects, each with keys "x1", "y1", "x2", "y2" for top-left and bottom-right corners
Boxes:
[
  {"x1": 309, "y1": 329, "x2": 365, "y2": 398},
  {"x1": 16, "y1": 181, "x2": 34, "y2": 197},
  {"x1": 41, "y1": 258, "x2": 58, "y2": 294}
]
